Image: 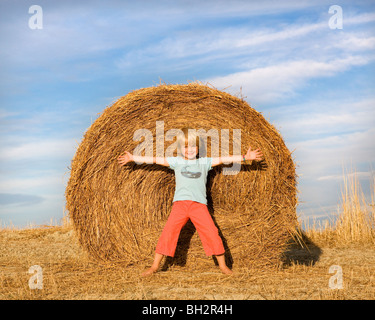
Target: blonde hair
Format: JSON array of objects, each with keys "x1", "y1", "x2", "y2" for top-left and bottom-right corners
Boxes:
[{"x1": 177, "y1": 128, "x2": 200, "y2": 153}]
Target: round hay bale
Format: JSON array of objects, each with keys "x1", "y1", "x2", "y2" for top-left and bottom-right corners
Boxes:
[{"x1": 65, "y1": 83, "x2": 298, "y2": 269}]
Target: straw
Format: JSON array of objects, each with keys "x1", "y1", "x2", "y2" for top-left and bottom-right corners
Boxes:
[{"x1": 65, "y1": 82, "x2": 298, "y2": 269}]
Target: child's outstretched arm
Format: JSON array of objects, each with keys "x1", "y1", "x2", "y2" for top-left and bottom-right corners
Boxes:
[
  {"x1": 118, "y1": 151, "x2": 169, "y2": 167},
  {"x1": 211, "y1": 146, "x2": 263, "y2": 167}
]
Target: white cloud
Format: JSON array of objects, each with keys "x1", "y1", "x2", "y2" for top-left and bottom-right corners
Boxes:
[
  {"x1": 148, "y1": 21, "x2": 326, "y2": 59},
  {"x1": 0, "y1": 138, "x2": 77, "y2": 161},
  {"x1": 206, "y1": 56, "x2": 371, "y2": 104},
  {"x1": 0, "y1": 174, "x2": 67, "y2": 194},
  {"x1": 317, "y1": 171, "x2": 373, "y2": 181},
  {"x1": 0, "y1": 193, "x2": 66, "y2": 227},
  {"x1": 234, "y1": 22, "x2": 325, "y2": 48},
  {"x1": 345, "y1": 11, "x2": 375, "y2": 25},
  {"x1": 275, "y1": 97, "x2": 375, "y2": 139},
  {"x1": 0, "y1": 110, "x2": 19, "y2": 120},
  {"x1": 114, "y1": 9, "x2": 375, "y2": 73},
  {"x1": 116, "y1": 20, "x2": 328, "y2": 71},
  {"x1": 291, "y1": 128, "x2": 375, "y2": 179},
  {"x1": 0, "y1": 193, "x2": 44, "y2": 207},
  {"x1": 334, "y1": 35, "x2": 375, "y2": 51}
]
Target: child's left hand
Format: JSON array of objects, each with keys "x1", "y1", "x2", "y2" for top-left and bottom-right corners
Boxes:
[{"x1": 244, "y1": 146, "x2": 263, "y2": 162}]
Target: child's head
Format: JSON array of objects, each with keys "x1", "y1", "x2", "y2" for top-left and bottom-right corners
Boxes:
[{"x1": 177, "y1": 128, "x2": 200, "y2": 159}]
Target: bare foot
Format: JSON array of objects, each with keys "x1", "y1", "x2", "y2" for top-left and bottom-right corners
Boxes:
[
  {"x1": 219, "y1": 265, "x2": 233, "y2": 275},
  {"x1": 141, "y1": 267, "x2": 158, "y2": 277}
]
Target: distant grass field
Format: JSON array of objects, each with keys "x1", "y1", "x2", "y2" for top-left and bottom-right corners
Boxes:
[{"x1": 1, "y1": 172, "x2": 374, "y2": 300}]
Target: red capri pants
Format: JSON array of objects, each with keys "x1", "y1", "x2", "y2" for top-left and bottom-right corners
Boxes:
[{"x1": 155, "y1": 200, "x2": 225, "y2": 257}]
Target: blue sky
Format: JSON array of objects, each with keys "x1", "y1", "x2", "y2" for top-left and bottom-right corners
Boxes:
[{"x1": 0, "y1": 0, "x2": 374, "y2": 227}]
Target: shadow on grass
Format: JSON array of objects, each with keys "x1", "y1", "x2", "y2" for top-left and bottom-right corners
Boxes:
[{"x1": 282, "y1": 231, "x2": 323, "y2": 267}]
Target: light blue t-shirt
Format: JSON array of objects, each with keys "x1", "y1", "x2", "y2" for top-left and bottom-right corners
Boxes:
[{"x1": 166, "y1": 156, "x2": 213, "y2": 205}]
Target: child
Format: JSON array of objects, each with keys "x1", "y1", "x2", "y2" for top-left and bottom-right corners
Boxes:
[{"x1": 118, "y1": 128, "x2": 263, "y2": 276}]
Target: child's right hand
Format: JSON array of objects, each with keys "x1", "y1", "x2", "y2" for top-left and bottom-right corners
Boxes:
[{"x1": 118, "y1": 151, "x2": 133, "y2": 166}]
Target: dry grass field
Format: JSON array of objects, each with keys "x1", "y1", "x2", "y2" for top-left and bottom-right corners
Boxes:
[{"x1": 1, "y1": 174, "x2": 374, "y2": 300}]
